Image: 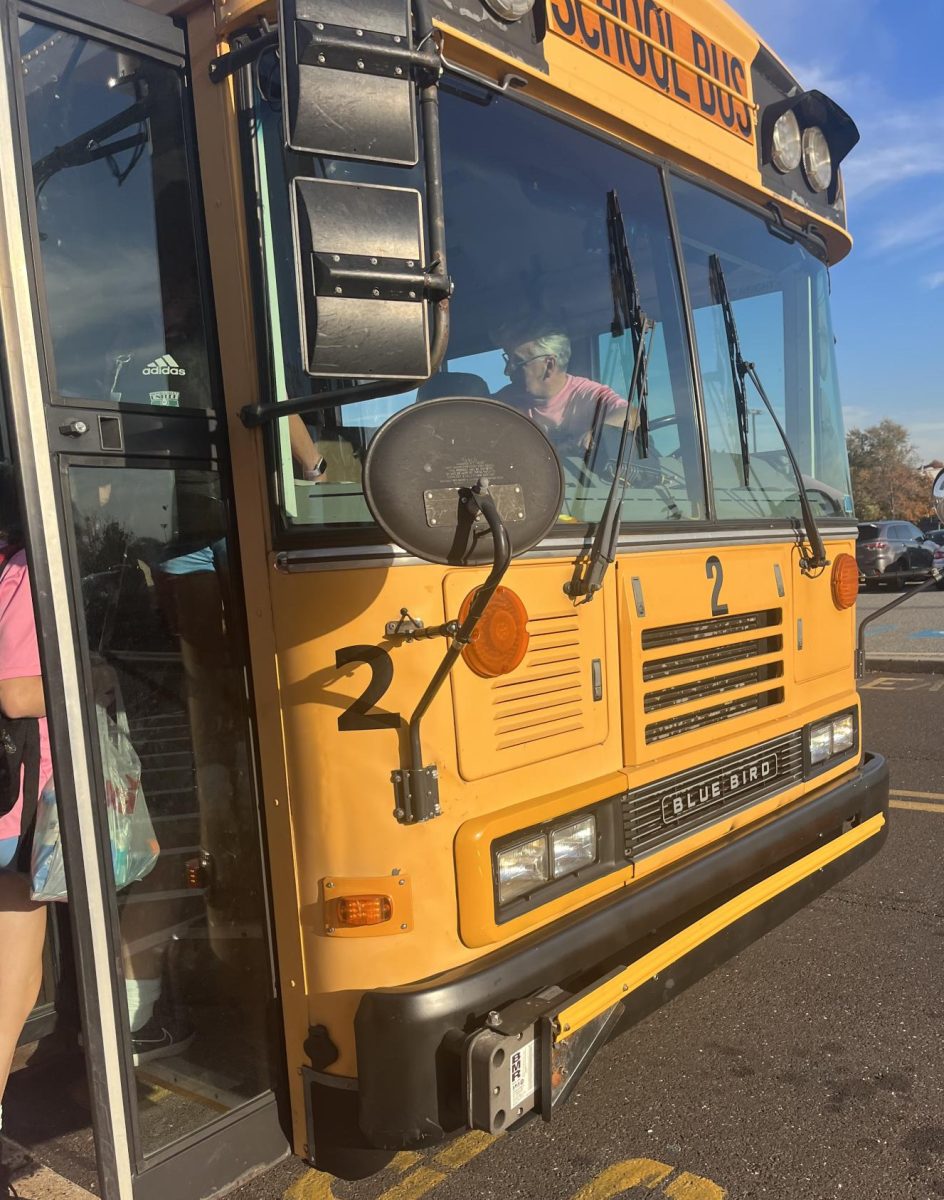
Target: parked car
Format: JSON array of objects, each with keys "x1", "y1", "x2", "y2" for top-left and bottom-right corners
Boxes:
[
  {"x1": 921, "y1": 530, "x2": 944, "y2": 587},
  {"x1": 856, "y1": 520, "x2": 935, "y2": 589}
]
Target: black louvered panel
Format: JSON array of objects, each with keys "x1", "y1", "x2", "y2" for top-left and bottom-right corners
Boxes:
[
  {"x1": 623, "y1": 731, "x2": 804, "y2": 860},
  {"x1": 643, "y1": 635, "x2": 783, "y2": 682},
  {"x1": 641, "y1": 608, "x2": 782, "y2": 650},
  {"x1": 644, "y1": 662, "x2": 784, "y2": 713},
  {"x1": 644, "y1": 688, "x2": 784, "y2": 744}
]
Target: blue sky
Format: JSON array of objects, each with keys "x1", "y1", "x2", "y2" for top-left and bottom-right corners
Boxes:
[{"x1": 736, "y1": 0, "x2": 944, "y2": 464}]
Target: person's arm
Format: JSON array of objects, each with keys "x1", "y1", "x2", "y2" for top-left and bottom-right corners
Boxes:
[
  {"x1": 0, "y1": 676, "x2": 45, "y2": 719},
  {"x1": 288, "y1": 414, "x2": 326, "y2": 479},
  {"x1": 601, "y1": 384, "x2": 635, "y2": 427},
  {"x1": 0, "y1": 556, "x2": 46, "y2": 719}
]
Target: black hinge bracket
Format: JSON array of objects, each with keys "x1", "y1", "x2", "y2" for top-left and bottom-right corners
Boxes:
[
  {"x1": 392, "y1": 764, "x2": 440, "y2": 825},
  {"x1": 311, "y1": 252, "x2": 450, "y2": 304},
  {"x1": 296, "y1": 21, "x2": 441, "y2": 84}
]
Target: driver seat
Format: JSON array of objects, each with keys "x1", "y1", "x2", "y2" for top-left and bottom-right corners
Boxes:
[{"x1": 415, "y1": 371, "x2": 491, "y2": 403}]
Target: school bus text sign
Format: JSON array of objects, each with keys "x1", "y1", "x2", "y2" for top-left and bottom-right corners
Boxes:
[{"x1": 548, "y1": 0, "x2": 754, "y2": 143}]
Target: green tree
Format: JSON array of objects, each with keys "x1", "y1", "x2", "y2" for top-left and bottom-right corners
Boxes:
[{"x1": 846, "y1": 420, "x2": 930, "y2": 521}]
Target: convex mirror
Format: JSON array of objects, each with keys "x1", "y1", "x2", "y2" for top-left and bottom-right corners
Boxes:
[
  {"x1": 932, "y1": 467, "x2": 944, "y2": 522},
  {"x1": 363, "y1": 397, "x2": 565, "y2": 564}
]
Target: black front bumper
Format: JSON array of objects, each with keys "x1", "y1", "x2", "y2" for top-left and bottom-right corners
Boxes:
[{"x1": 353, "y1": 753, "x2": 889, "y2": 1148}]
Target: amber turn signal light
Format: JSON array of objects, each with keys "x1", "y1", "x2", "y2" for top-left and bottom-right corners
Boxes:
[
  {"x1": 831, "y1": 553, "x2": 859, "y2": 610},
  {"x1": 458, "y1": 585, "x2": 529, "y2": 678},
  {"x1": 335, "y1": 895, "x2": 393, "y2": 928}
]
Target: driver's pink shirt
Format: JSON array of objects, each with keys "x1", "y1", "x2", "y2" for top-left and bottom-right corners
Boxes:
[
  {"x1": 0, "y1": 546, "x2": 52, "y2": 840},
  {"x1": 497, "y1": 374, "x2": 625, "y2": 437}
]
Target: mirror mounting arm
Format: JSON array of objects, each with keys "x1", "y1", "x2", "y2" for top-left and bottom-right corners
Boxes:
[
  {"x1": 392, "y1": 484, "x2": 511, "y2": 825},
  {"x1": 209, "y1": 24, "x2": 279, "y2": 85}
]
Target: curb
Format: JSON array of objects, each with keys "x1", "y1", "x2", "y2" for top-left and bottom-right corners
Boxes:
[{"x1": 863, "y1": 655, "x2": 944, "y2": 675}]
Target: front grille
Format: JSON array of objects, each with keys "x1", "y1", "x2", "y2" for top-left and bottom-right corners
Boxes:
[
  {"x1": 644, "y1": 663, "x2": 783, "y2": 713},
  {"x1": 622, "y1": 730, "x2": 805, "y2": 860},
  {"x1": 643, "y1": 635, "x2": 783, "y2": 682},
  {"x1": 645, "y1": 688, "x2": 784, "y2": 743},
  {"x1": 641, "y1": 609, "x2": 784, "y2": 744},
  {"x1": 641, "y1": 608, "x2": 781, "y2": 650}
]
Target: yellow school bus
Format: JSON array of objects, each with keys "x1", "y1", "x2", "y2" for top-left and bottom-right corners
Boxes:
[{"x1": 0, "y1": 0, "x2": 886, "y2": 1192}]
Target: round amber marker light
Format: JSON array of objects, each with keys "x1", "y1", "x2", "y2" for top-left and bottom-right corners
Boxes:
[
  {"x1": 831, "y1": 553, "x2": 860, "y2": 609},
  {"x1": 458, "y1": 585, "x2": 529, "y2": 678}
]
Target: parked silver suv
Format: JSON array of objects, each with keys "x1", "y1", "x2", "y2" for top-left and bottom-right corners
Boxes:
[{"x1": 857, "y1": 520, "x2": 934, "y2": 589}]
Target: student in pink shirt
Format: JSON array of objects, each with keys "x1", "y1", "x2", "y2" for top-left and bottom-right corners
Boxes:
[
  {"x1": 496, "y1": 327, "x2": 629, "y2": 452},
  {"x1": 0, "y1": 464, "x2": 50, "y2": 1147}
]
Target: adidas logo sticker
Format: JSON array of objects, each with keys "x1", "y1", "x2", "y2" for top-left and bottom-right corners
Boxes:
[{"x1": 143, "y1": 355, "x2": 186, "y2": 376}]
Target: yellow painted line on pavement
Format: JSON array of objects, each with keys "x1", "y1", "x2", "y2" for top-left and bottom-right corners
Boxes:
[
  {"x1": 374, "y1": 1166, "x2": 447, "y2": 1200},
  {"x1": 390, "y1": 1151, "x2": 423, "y2": 1173},
  {"x1": 891, "y1": 799, "x2": 944, "y2": 814},
  {"x1": 663, "y1": 1171, "x2": 726, "y2": 1199},
  {"x1": 372, "y1": 1131, "x2": 497, "y2": 1200},
  {"x1": 571, "y1": 1159, "x2": 674, "y2": 1199},
  {"x1": 283, "y1": 1129, "x2": 498, "y2": 1200},
  {"x1": 891, "y1": 787, "x2": 944, "y2": 801},
  {"x1": 283, "y1": 1169, "x2": 336, "y2": 1200},
  {"x1": 433, "y1": 1130, "x2": 495, "y2": 1169}
]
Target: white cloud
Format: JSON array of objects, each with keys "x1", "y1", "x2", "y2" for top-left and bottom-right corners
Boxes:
[
  {"x1": 868, "y1": 201, "x2": 944, "y2": 256},
  {"x1": 925, "y1": 271, "x2": 944, "y2": 290},
  {"x1": 842, "y1": 404, "x2": 871, "y2": 429},
  {"x1": 907, "y1": 420, "x2": 944, "y2": 463},
  {"x1": 844, "y1": 114, "x2": 944, "y2": 202}
]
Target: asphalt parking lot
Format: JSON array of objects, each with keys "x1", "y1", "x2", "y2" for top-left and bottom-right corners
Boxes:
[{"x1": 857, "y1": 583, "x2": 944, "y2": 669}]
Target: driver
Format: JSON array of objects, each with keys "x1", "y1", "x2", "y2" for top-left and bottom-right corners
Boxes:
[{"x1": 496, "y1": 326, "x2": 631, "y2": 452}]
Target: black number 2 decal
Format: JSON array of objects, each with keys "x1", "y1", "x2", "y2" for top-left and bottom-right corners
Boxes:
[
  {"x1": 335, "y1": 645, "x2": 401, "y2": 731},
  {"x1": 706, "y1": 555, "x2": 729, "y2": 616}
]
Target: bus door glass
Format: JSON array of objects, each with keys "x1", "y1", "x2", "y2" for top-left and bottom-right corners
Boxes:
[{"x1": 13, "y1": 9, "x2": 284, "y2": 1185}]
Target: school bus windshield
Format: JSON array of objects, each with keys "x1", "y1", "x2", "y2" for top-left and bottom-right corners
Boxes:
[{"x1": 251, "y1": 76, "x2": 851, "y2": 536}]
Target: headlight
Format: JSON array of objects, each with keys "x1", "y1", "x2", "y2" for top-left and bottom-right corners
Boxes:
[
  {"x1": 551, "y1": 815, "x2": 597, "y2": 878},
  {"x1": 771, "y1": 109, "x2": 802, "y2": 172},
  {"x1": 807, "y1": 712, "x2": 857, "y2": 767},
  {"x1": 497, "y1": 835, "x2": 548, "y2": 904},
  {"x1": 802, "y1": 126, "x2": 832, "y2": 192},
  {"x1": 832, "y1": 713, "x2": 855, "y2": 754},
  {"x1": 809, "y1": 721, "x2": 833, "y2": 764}
]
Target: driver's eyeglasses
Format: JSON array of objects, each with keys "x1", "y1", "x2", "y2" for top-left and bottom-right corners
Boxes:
[{"x1": 502, "y1": 352, "x2": 548, "y2": 372}]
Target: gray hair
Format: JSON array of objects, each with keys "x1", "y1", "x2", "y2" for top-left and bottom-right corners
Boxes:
[{"x1": 527, "y1": 331, "x2": 571, "y2": 371}]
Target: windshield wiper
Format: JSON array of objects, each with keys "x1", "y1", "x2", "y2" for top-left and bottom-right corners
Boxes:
[
  {"x1": 567, "y1": 190, "x2": 653, "y2": 602},
  {"x1": 709, "y1": 255, "x2": 751, "y2": 487},
  {"x1": 709, "y1": 253, "x2": 827, "y2": 573}
]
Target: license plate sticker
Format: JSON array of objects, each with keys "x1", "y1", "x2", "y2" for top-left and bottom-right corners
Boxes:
[
  {"x1": 509, "y1": 1038, "x2": 536, "y2": 1108},
  {"x1": 661, "y1": 752, "x2": 779, "y2": 825}
]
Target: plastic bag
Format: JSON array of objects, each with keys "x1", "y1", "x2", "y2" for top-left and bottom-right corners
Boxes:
[{"x1": 31, "y1": 700, "x2": 160, "y2": 902}]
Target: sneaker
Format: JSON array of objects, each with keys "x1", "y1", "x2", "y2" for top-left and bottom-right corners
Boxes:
[{"x1": 131, "y1": 1015, "x2": 195, "y2": 1065}]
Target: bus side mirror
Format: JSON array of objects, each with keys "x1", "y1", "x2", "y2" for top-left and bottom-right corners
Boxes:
[
  {"x1": 279, "y1": 0, "x2": 450, "y2": 382},
  {"x1": 281, "y1": 0, "x2": 419, "y2": 165},
  {"x1": 364, "y1": 397, "x2": 565, "y2": 566},
  {"x1": 293, "y1": 178, "x2": 431, "y2": 379},
  {"x1": 363, "y1": 397, "x2": 565, "y2": 824},
  {"x1": 934, "y1": 468, "x2": 944, "y2": 522}
]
